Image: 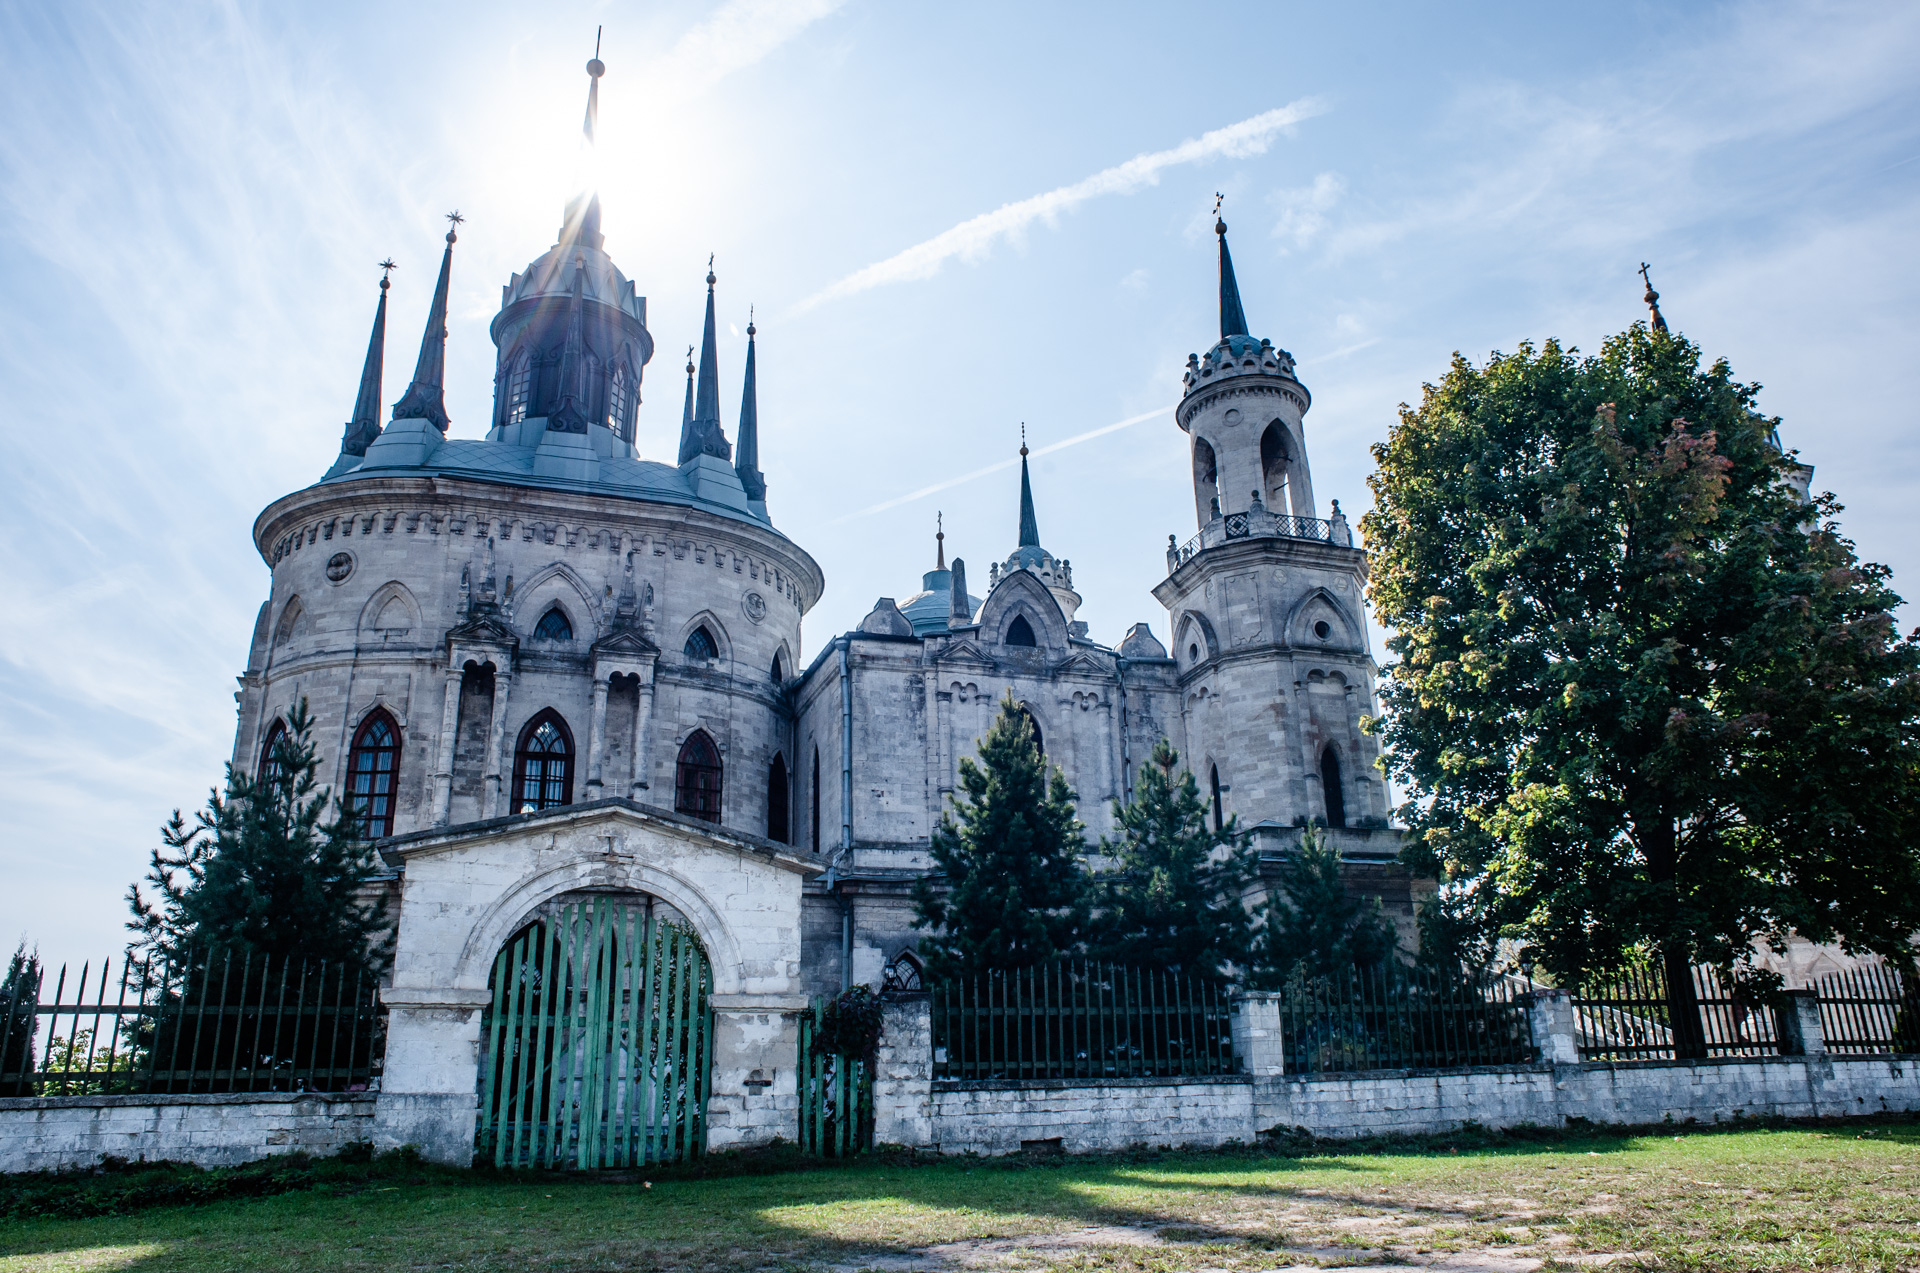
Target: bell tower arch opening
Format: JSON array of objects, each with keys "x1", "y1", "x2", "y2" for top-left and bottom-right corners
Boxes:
[{"x1": 1192, "y1": 436, "x2": 1220, "y2": 526}]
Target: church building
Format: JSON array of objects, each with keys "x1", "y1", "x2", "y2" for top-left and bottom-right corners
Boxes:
[{"x1": 233, "y1": 57, "x2": 1410, "y2": 1151}]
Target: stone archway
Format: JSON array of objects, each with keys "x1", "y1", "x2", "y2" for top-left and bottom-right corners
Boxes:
[{"x1": 372, "y1": 802, "x2": 818, "y2": 1164}]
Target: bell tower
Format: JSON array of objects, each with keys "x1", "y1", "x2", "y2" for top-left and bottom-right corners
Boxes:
[{"x1": 1151, "y1": 207, "x2": 1390, "y2": 848}]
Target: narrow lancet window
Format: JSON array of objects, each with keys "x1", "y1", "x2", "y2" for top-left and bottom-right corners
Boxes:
[
  {"x1": 676, "y1": 731, "x2": 723, "y2": 823},
  {"x1": 503, "y1": 351, "x2": 533, "y2": 425},
  {"x1": 767, "y1": 752, "x2": 790, "y2": 843},
  {"x1": 512, "y1": 711, "x2": 575, "y2": 814},
  {"x1": 347, "y1": 710, "x2": 401, "y2": 838},
  {"x1": 1321, "y1": 745, "x2": 1346, "y2": 829}
]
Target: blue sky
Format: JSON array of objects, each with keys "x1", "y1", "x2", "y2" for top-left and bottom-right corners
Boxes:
[{"x1": 2, "y1": 0, "x2": 1916, "y2": 967}]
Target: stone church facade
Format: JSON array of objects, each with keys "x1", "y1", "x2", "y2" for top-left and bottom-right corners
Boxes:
[{"x1": 226, "y1": 61, "x2": 1414, "y2": 1156}]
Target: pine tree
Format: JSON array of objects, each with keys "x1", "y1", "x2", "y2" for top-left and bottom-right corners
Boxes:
[
  {"x1": 1252, "y1": 825, "x2": 1398, "y2": 984},
  {"x1": 913, "y1": 693, "x2": 1089, "y2": 979},
  {"x1": 1089, "y1": 739, "x2": 1256, "y2": 981},
  {"x1": 0, "y1": 941, "x2": 39, "y2": 1097},
  {"x1": 127, "y1": 700, "x2": 392, "y2": 979}
]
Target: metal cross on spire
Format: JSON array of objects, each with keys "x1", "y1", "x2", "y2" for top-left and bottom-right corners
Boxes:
[
  {"x1": 378, "y1": 258, "x2": 396, "y2": 282},
  {"x1": 1639, "y1": 262, "x2": 1669, "y2": 334},
  {"x1": 444, "y1": 210, "x2": 464, "y2": 243}
]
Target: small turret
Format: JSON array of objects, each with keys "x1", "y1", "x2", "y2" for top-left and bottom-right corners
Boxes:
[
  {"x1": 735, "y1": 312, "x2": 766, "y2": 505},
  {"x1": 325, "y1": 261, "x2": 393, "y2": 476},
  {"x1": 678, "y1": 260, "x2": 732, "y2": 464},
  {"x1": 391, "y1": 213, "x2": 461, "y2": 432}
]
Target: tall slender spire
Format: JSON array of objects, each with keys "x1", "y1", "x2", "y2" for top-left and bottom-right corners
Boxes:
[
  {"x1": 1017, "y1": 425, "x2": 1041, "y2": 548},
  {"x1": 735, "y1": 309, "x2": 765, "y2": 501},
  {"x1": 559, "y1": 36, "x2": 606, "y2": 250},
  {"x1": 1639, "y1": 262, "x2": 1669, "y2": 334},
  {"x1": 1214, "y1": 195, "x2": 1250, "y2": 339},
  {"x1": 679, "y1": 344, "x2": 695, "y2": 438},
  {"x1": 678, "y1": 258, "x2": 731, "y2": 463},
  {"x1": 339, "y1": 261, "x2": 393, "y2": 457},
  {"x1": 391, "y1": 213, "x2": 460, "y2": 431},
  {"x1": 935, "y1": 511, "x2": 946, "y2": 570},
  {"x1": 547, "y1": 263, "x2": 591, "y2": 434}
]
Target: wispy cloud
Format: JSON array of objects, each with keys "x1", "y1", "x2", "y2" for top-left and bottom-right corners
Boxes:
[
  {"x1": 832, "y1": 406, "x2": 1175, "y2": 523},
  {"x1": 652, "y1": 0, "x2": 847, "y2": 94},
  {"x1": 792, "y1": 100, "x2": 1329, "y2": 314}
]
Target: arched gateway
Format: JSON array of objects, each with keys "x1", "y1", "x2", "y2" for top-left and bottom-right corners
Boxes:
[{"x1": 479, "y1": 894, "x2": 713, "y2": 1168}]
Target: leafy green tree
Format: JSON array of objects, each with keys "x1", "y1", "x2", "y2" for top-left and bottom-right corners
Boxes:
[
  {"x1": 1089, "y1": 739, "x2": 1256, "y2": 981},
  {"x1": 127, "y1": 700, "x2": 393, "y2": 979},
  {"x1": 913, "y1": 693, "x2": 1089, "y2": 979},
  {"x1": 0, "y1": 941, "x2": 39, "y2": 1096},
  {"x1": 1251, "y1": 825, "x2": 1398, "y2": 984},
  {"x1": 1362, "y1": 323, "x2": 1920, "y2": 1052}
]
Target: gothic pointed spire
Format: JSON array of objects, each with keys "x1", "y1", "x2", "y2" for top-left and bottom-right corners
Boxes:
[
  {"x1": 735, "y1": 308, "x2": 765, "y2": 501},
  {"x1": 547, "y1": 262, "x2": 591, "y2": 434},
  {"x1": 1017, "y1": 425, "x2": 1041, "y2": 548},
  {"x1": 679, "y1": 344, "x2": 695, "y2": 438},
  {"x1": 391, "y1": 213, "x2": 460, "y2": 431},
  {"x1": 559, "y1": 35, "x2": 607, "y2": 250},
  {"x1": 1639, "y1": 262, "x2": 1669, "y2": 334},
  {"x1": 678, "y1": 257, "x2": 731, "y2": 463},
  {"x1": 1214, "y1": 195, "x2": 1250, "y2": 339},
  {"x1": 339, "y1": 261, "x2": 393, "y2": 458}
]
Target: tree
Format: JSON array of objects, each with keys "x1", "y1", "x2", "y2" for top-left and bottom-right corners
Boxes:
[
  {"x1": 0, "y1": 941, "x2": 39, "y2": 1096},
  {"x1": 1089, "y1": 739, "x2": 1256, "y2": 981},
  {"x1": 1362, "y1": 323, "x2": 1920, "y2": 1052},
  {"x1": 127, "y1": 700, "x2": 393, "y2": 979},
  {"x1": 913, "y1": 693, "x2": 1088, "y2": 979},
  {"x1": 1251, "y1": 825, "x2": 1398, "y2": 984}
]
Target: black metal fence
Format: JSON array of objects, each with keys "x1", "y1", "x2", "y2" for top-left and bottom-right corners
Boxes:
[
  {"x1": 1815, "y1": 964, "x2": 1918, "y2": 1055},
  {"x1": 1571, "y1": 962, "x2": 1781, "y2": 1061},
  {"x1": 1274, "y1": 963, "x2": 1533, "y2": 1075},
  {"x1": 0, "y1": 950, "x2": 383, "y2": 1096},
  {"x1": 930, "y1": 961, "x2": 1235, "y2": 1080}
]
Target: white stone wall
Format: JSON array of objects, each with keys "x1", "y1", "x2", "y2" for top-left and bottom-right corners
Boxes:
[{"x1": 0, "y1": 1094, "x2": 375, "y2": 1173}]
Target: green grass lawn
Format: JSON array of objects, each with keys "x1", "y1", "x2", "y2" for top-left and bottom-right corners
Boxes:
[{"x1": 1, "y1": 1120, "x2": 1916, "y2": 1272}]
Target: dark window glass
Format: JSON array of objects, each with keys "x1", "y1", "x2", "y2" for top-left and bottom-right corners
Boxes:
[
  {"x1": 1006, "y1": 614, "x2": 1037, "y2": 647},
  {"x1": 810, "y1": 746, "x2": 821, "y2": 852},
  {"x1": 503, "y1": 352, "x2": 533, "y2": 425},
  {"x1": 771, "y1": 651, "x2": 785, "y2": 683},
  {"x1": 1321, "y1": 746, "x2": 1346, "y2": 828},
  {"x1": 347, "y1": 710, "x2": 401, "y2": 838},
  {"x1": 676, "y1": 731, "x2": 723, "y2": 823},
  {"x1": 512, "y1": 711, "x2": 575, "y2": 814},
  {"x1": 534, "y1": 607, "x2": 572, "y2": 641},
  {"x1": 767, "y1": 752, "x2": 790, "y2": 844},
  {"x1": 684, "y1": 626, "x2": 718, "y2": 662},
  {"x1": 258, "y1": 719, "x2": 289, "y2": 789},
  {"x1": 1210, "y1": 764, "x2": 1224, "y2": 834},
  {"x1": 1018, "y1": 706, "x2": 1044, "y2": 756},
  {"x1": 607, "y1": 363, "x2": 632, "y2": 436}
]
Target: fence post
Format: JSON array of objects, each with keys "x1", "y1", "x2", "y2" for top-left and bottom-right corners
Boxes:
[
  {"x1": 1526, "y1": 989, "x2": 1579, "y2": 1065},
  {"x1": 1230, "y1": 991, "x2": 1285, "y2": 1077},
  {"x1": 1775, "y1": 988, "x2": 1826, "y2": 1056},
  {"x1": 872, "y1": 993, "x2": 933, "y2": 1148}
]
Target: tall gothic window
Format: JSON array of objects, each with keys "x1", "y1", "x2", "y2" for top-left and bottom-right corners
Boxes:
[
  {"x1": 771, "y1": 650, "x2": 786, "y2": 683},
  {"x1": 1018, "y1": 705, "x2": 1044, "y2": 756},
  {"x1": 684, "y1": 626, "x2": 718, "y2": 662},
  {"x1": 503, "y1": 351, "x2": 533, "y2": 425},
  {"x1": 766, "y1": 752, "x2": 790, "y2": 844},
  {"x1": 607, "y1": 362, "x2": 632, "y2": 437},
  {"x1": 512, "y1": 711, "x2": 575, "y2": 814},
  {"x1": 347, "y1": 709, "x2": 401, "y2": 838},
  {"x1": 1321, "y1": 745, "x2": 1346, "y2": 829},
  {"x1": 810, "y1": 745, "x2": 821, "y2": 852},
  {"x1": 533, "y1": 606, "x2": 572, "y2": 641},
  {"x1": 257, "y1": 718, "x2": 288, "y2": 789},
  {"x1": 675, "y1": 731, "x2": 723, "y2": 823},
  {"x1": 1006, "y1": 614, "x2": 1037, "y2": 647},
  {"x1": 1210, "y1": 764, "x2": 1224, "y2": 834}
]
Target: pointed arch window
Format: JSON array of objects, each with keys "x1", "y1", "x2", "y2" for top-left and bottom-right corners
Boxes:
[
  {"x1": 257, "y1": 718, "x2": 289, "y2": 789},
  {"x1": 1005, "y1": 614, "x2": 1037, "y2": 647},
  {"x1": 533, "y1": 606, "x2": 573, "y2": 642},
  {"x1": 771, "y1": 650, "x2": 786, "y2": 683},
  {"x1": 607, "y1": 362, "x2": 633, "y2": 438},
  {"x1": 684, "y1": 626, "x2": 718, "y2": 662},
  {"x1": 810, "y1": 745, "x2": 822, "y2": 852},
  {"x1": 676, "y1": 731, "x2": 723, "y2": 823},
  {"x1": 1260, "y1": 420, "x2": 1292, "y2": 512},
  {"x1": 1321, "y1": 745, "x2": 1346, "y2": 828},
  {"x1": 1210, "y1": 764, "x2": 1224, "y2": 834},
  {"x1": 512, "y1": 711, "x2": 575, "y2": 814},
  {"x1": 503, "y1": 350, "x2": 534, "y2": 426},
  {"x1": 767, "y1": 752, "x2": 790, "y2": 844},
  {"x1": 347, "y1": 710, "x2": 401, "y2": 838},
  {"x1": 1017, "y1": 705, "x2": 1044, "y2": 756}
]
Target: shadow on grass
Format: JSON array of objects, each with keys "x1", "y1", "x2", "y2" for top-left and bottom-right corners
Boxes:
[{"x1": 1, "y1": 1113, "x2": 1912, "y2": 1272}]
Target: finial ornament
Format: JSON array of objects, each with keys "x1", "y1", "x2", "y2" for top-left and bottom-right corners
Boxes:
[
  {"x1": 1639, "y1": 262, "x2": 1669, "y2": 334},
  {"x1": 1214, "y1": 191, "x2": 1226, "y2": 236},
  {"x1": 588, "y1": 25, "x2": 604, "y2": 77},
  {"x1": 378, "y1": 258, "x2": 395, "y2": 289},
  {"x1": 685, "y1": 344, "x2": 695, "y2": 376},
  {"x1": 445, "y1": 210, "x2": 463, "y2": 244},
  {"x1": 747, "y1": 304, "x2": 755, "y2": 337},
  {"x1": 707, "y1": 253, "x2": 716, "y2": 287},
  {"x1": 935, "y1": 511, "x2": 946, "y2": 570},
  {"x1": 1020, "y1": 422, "x2": 1028, "y2": 458}
]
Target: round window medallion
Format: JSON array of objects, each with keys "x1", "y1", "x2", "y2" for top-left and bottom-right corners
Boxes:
[
  {"x1": 325, "y1": 552, "x2": 355, "y2": 584},
  {"x1": 1223, "y1": 408, "x2": 1243, "y2": 425},
  {"x1": 742, "y1": 591, "x2": 767, "y2": 624},
  {"x1": 1313, "y1": 620, "x2": 1332, "y2": 640}
]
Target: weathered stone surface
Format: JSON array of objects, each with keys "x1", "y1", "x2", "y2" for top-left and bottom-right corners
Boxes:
[{"x1": 0, "y1": 1093, "x2": 374, "y2": 1173}]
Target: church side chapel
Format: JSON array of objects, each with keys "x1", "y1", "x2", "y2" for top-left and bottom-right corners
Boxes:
[{"x1": 237, "y1": 55, "x2": 1405, "y2": 1161}]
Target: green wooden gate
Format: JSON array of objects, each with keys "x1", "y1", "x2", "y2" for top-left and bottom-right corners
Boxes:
[
  {"x1": 478, "y1": 898, "x2": 712, "y2": 1169},
  {"x1": 796, "y1": 997, "x2": 873, "y2": 1157}
]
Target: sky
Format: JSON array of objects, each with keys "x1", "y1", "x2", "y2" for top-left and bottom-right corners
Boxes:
[{"x1": 1, "y1": 0, "x2": 1916, "y2": 969}]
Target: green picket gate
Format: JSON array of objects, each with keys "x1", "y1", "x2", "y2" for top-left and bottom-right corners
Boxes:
[
  {"x1": 478, "y1": 898, "x2": 712, "y2": 1169},
  {"x1": 796, "y1": 996, "x2": 872, "y2": 1157}
]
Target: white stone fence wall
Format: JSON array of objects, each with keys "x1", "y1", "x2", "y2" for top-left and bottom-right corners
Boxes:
[
  {"x1": 875, "y1": 990, "x2": 1920, "y2": 1156},
  {"x1": 0, "y1": 1092, "x2": 375, "y2": 1174}
]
